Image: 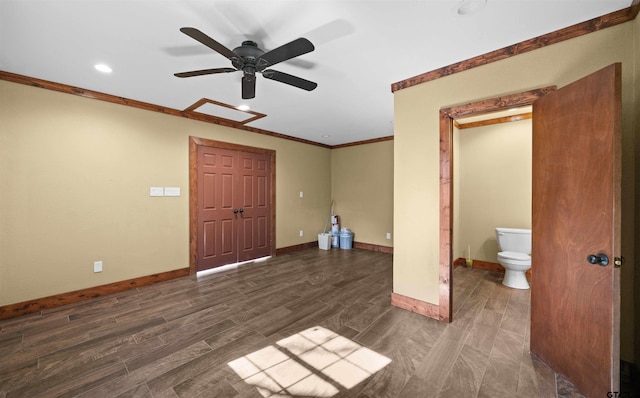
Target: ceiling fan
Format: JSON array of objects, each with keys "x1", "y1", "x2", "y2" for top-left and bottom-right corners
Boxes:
[{"x1": 174, "y1": 27, "x2": 317, "y2": 99}]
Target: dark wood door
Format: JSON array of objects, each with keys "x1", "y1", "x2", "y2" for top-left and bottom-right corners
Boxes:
[
  {"x1": 531, "y1": 63, "x2": 621, "y2": 397},
  {"x1": 237, "y1": 151, "x2": 271, "y2": 262},
  {"x1": 197, "y1": 146, "x2": 239, "y2": 270},
  {"x1": 196, "y1": 145, "x2": 273, "y2": 271}
]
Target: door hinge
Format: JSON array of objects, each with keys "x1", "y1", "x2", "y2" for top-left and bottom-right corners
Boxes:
[{"x1": 614, "y1": 257, "x2": 623, "y2": 268}]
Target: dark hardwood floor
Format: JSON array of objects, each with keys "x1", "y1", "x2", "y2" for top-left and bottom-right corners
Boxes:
[{"x1": 0, "y1": 249, "x2": 583, "y2": 397}]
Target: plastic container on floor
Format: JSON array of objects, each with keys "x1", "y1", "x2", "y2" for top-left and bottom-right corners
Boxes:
[
  {"x1": 331, "y1": 224, "x2": 340, "y2": 247},
  {"x1": 339, "y1": 229, "x2": 353, "y2": 250},
  {"x1": 318, "y1": 233, "x2": 332, "y2": 250}
]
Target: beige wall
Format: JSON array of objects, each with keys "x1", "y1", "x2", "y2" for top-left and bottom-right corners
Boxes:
[
  {"x1": 331, "y1": 141, "x2": 394, "y2": 247},
  {"x1": 0, "y1": 81, "x2": 332, "y2": 305},
  {"x1": 453, "y1": 120, "x2": 532, "y2": 263},
  {"x1": 394, "y1": 21, "x2": 636, "y2": 360}
]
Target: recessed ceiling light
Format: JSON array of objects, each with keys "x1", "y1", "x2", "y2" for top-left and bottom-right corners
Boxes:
[
  {"x1": 236, "y1": 104, "x2": 250, "y2": 111},
  {"x1": 94, "y1": 63, "x2": 112, "y2": 73},
  {"x1": 321, "y1": 135, "x2": 330, "y2": 138},
  {"x1": 456, "y1": 0, "x2": 487, "y2": 15}
]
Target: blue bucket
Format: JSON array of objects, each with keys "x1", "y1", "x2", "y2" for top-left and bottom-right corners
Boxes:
[{"x1": 339, "y1": 230, "x2": 353, "y2": 250}]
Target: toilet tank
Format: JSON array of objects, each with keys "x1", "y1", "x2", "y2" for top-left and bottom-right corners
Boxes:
[{"x1": 495, "y1": 228, "x2": 531, "y2": 253}]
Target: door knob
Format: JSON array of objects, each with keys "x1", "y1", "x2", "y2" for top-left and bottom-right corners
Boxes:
[
  {"x1": 586, "y1": 253, "x2": 609, "y2": 266},
  {"x1": 239, "y1": 208, "x2": 244, "y2": 213},
  {"x1": 233, "y1": 209, "x2": 239, "y2": 214}
]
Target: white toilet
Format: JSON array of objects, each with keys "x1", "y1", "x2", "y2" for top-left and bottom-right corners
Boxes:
[{"x1": 495, "y1": 227, "x2": 532, "y2": 289}]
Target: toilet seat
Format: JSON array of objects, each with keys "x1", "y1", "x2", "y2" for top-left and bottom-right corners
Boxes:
[{"x1": 498, "y1": 251, "x2": 531, "y2": 265}]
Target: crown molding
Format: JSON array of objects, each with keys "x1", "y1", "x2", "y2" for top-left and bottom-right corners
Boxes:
[{"x1": 392, "y1": 5, "x2": 639, "y2": 92}]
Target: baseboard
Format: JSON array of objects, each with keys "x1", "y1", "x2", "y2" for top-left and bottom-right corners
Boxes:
[
  {"x1": 275, "y1": 241, "x2": 319, "y2": 255},
  {"x1": 454, "y1": 257, "x2": 532, "y2": 279},
  {"x1": 277, "y1": 241, "x2": 394, "y2": 255},
  {"x1": 391, "y1": 292, "x2": 439, "y2": 320},
  {"x1": 353, "y1": 242, "x2": 393, "y2": 254},
  {"x1": 453, "y1": 257, "x2": 468, "y2": 269},
  {"x1": 454, "y1": 257, "x2": 504, "y2": 272},
  {"x1": 0, "y1": 267, "x2": 190, "y2": 321}
]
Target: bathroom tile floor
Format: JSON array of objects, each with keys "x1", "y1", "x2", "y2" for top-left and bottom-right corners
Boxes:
[{"x1": 0, "y1": 249, "x2": 586, "y2": 397}]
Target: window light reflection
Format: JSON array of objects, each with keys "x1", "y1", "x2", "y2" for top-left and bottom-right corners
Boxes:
[{"x1": 228, "y1": 326, "x2": 392, "y2": 397}]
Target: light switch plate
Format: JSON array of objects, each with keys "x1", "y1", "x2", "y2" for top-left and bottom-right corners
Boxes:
[
  {"x1": 164, "y1": 187, "x2": 181, "y2": 197},
  {"x1": 150, "y1": 187, "x2": 164, "y2": 197}
]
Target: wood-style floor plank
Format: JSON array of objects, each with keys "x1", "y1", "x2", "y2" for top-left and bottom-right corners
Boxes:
[{"x1": 0, "y1": 249, "x2": 585, "y2": 397}]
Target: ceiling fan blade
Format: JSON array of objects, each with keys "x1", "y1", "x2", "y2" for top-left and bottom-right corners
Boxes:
[
  {"x1": 257, "y1": 38, "x2": 314, "y2": 70},
  {"x1": 242, "y1": 74, "x2": 256, "y2": 99},
  {"x1": 179, "y1": 27, "x2": 238, "y2": 60},
  {"x1": 174, "y1": 68, "x2": 237, "y2": 78},
  {"x1": 262, "y1": 69, "x2": 317, "y2": 91}
]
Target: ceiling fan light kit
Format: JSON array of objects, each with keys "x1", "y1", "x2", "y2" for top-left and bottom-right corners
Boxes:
[{"x1": 174, "y1": 28, "x2": 317, "y2": 99}]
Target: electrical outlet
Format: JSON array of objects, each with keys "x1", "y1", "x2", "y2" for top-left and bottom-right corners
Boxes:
[
  {"x1": 386, "y1": 232, "x2": 392, "y2": 240},
  {"x1": 299, "y1": 191, "x2": 304, "y2": 198},
  {"x1": 299, "y1": 230, "x2": 304, "y2": 237},
  {"x1": 93, "y1": 261, "x2": 103, "y2": 273}
]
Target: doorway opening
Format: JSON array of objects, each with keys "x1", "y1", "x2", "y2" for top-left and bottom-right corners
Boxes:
[
  {"x1": 452, "y1": 106, "x2": 532, "y2": 280},
  {"x1": 437, "y1": 86, "x2": 555, "y2": 322}
]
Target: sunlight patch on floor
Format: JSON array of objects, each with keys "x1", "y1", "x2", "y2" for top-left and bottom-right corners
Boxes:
[{"x1": 228, "y1": 326, "x2": 392, "y2": 397}]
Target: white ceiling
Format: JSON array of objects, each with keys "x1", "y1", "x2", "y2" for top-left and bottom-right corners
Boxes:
[{"x1": 0, "y1": 0, "x2": 632, "y2": 146}]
